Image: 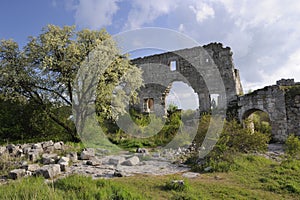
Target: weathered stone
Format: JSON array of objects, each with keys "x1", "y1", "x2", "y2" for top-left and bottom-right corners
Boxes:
[
  {"x1": 20, "y1": 161, "x2": 28, "y2": 169},
  {"x1": 43, "y1": 146, "x2": 55, "y2": 153},
  {"x1": 109, "y1": 157, "x2": 126, "y2": 165},
  {"x1": 59, "y1": 162, "x2": 69, "y2": 172},
  {"x1": 53, "y1": 142, "x2": 63, "y2": 150},
  {"x1": 58, "y1": 156, "x2": 70, "y2": 164},
  {"x1": 0, "y1": 146, "x2": 6, "y2": 155},
  {"x1": 67, "y1": 152, "x2": 78, "y2": 162},
  {"x1": 42, "y1": 140, "x2": 54, "y2": 149},
  {"x1": 27, "y1": 164, "x2": 40, "y2": 172},
  {"x1": 28, "y1": 149, "x2": 43, "y2": 162},
  {"x1": 86, "y1": 158, "x2": 101, "y2": 166},
  {"x1": 42, "y1": 153, "x2": 58, "y2": 164},
  {"x1": 80, "y1": 148, "x2": 95, "y2": 160},
  {"x1": 22, "y1": 146, "x2": 32, "y2": 154},
  {"x1": 32, "y1": 143, "x2": 42, "y2": 149},
  {"x1": 35, "y1": 164, "x2": 61, "y2": 179},
  {"x1": 58, "y1": 157, "x2": 70, "y2": 172},
  {"x1": 121, "y1": 156, "x2": 140, "y2": 166},
  {"x1": 9, "y1": 169, "x2": 26, "y2": 180}
]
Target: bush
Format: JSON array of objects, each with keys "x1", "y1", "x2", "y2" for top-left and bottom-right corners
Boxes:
[
  {"x1": 192, "y1": 119, "x2": 270, "y2": 172},
  {"x1": 164, "y1": 179, "x2": 190, "y2": 192},
  {"x1": 285, "y1": 134, "x2": 300, "y2": 159}
]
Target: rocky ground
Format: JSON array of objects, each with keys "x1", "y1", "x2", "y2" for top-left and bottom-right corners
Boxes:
[
  {"x1": 0, "y1": 141, "x2": 285, "y2": 184},
  {"x1": 0, "y1": 141, "x2": 192, "y2": 184}
]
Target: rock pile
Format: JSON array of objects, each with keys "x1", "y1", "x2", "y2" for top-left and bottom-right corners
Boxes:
[
  {"x1": 0, "y1": 141, "x2": 76, "y2": 180},
  {"x1": 0, "y1": 141, "x2": 192, "y2": 183}
]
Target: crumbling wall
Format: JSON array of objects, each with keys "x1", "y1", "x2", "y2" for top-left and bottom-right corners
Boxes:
[
  {"x1": 238, "y1": 85, "x2": 288, "y2": 142},
  {"x1": 131, "y1": 43, "x2": 243, "y2": 114},
  {"x1": 282, "y1": 82, "x2": 300, "y2": 137}
]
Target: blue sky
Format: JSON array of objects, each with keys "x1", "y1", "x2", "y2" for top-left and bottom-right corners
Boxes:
[{"x1": 1, "y1": 0, "x2": 300, "y2": 109}]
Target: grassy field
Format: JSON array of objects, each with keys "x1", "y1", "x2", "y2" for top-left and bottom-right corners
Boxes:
[{"x1": 0, "y1": 154, "x2": 299, "y2": 200}]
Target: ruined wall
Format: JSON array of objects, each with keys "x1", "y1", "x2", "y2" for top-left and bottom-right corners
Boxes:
[
  {"x1": 238, "y1": 85, "x2": 288, "y2": 142},
  {"x1": 131, "y1": 43, "x2": 243, "y2": 114},
  {"x1": 282, "y1": 82, "x2": 300, "y2": 137},
  {"x1": 131, "y1": 43, "x2": 300, "y2": 142}
]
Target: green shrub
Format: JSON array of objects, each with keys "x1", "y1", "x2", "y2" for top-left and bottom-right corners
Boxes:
[
  {"x1": 192, "y1": 119, "x2": 270, "y2": 172},
  {"x1": 164, "y1": 179, "x2": 190, "y2": 192},
  {"x1": 285, "y1": 134, "x2": 300, "y2": 159}
]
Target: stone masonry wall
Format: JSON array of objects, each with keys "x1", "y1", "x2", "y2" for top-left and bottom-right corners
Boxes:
[
  {"x1": 238, "y1": 85, "x2": 288, "y2": 142},
  {"x1": 131, "y1": 43, "x2": 243, "y2": 114},
  {"x1": 284, "y1": 84, "x2": 300, "y2": 137}
]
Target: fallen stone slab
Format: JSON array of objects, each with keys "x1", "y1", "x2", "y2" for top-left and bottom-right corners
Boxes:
[
  {"x1": 9, "y1": 169, "x2": 26, "y2": 180},
  {"x1": 121, "y1": 156, "x2": 140, "y2": 166},
  {"x1": 35, "y1": 164, "x2": 61, "y2": 179}
]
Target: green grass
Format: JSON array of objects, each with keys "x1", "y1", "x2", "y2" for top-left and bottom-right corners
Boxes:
[{"x1": 0, "y1": 154, "x2": 299, "y2": 200}]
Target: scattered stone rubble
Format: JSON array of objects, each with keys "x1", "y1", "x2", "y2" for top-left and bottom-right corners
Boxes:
[{"x1": 0, "y1": 141, "x2": 193, "y2": 183}]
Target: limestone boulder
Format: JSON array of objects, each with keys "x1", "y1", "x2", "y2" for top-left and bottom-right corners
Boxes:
[
  {"x1": 80, "y1": 148, "x2": 95, "y2": 160},
  {"x1": 42, "y1": 140, "x2": 54, "y2": 149},
  {"x1": 27, "y1": 164, "x2": 41, "y2": 172},
  {"x1": 42, "y1": 153, "x2": 58, "y2": 164},
  {"x1": 53, "y1": 142, "x2": 64, "y2": 150},
  {"x1": 109, "y1": 157, "x2": 125, "y2": 165},
  {"x1": 0, "y1": 146, "x2": 6, "y2": 155},
  {"x1": 67, "y1": 152, "x2": 78, "y2": 162},
  {"x1": 9, "y1": 169, "x2": 26, "y2": 180},
  {"x1": 121, "y1": 156, "x2": 140, "y2": 166},
  {"x1": 35, "y1": 164, "x2": 61, "y2": 179}
]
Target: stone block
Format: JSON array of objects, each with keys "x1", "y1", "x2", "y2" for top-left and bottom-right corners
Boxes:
[
  {"x1": 121, "y1": 156, "x2": 140, "y2": 166},
  {"x1": 32, "y1": 143, "x2": 42, "y2": 149},
  {"x1": 109, "y1": 157, "x2": 125, "y2": 165},
  {"x1": 67, "y1": 152, "x2": 78, "y2": 162},
  {"x1": 27, "y1": 164, "x2": 40, "y2": 172},
  {"x1": 35, "y1": 164, "x2": 61, "y2": 179},
  {"x1": 42, "y1": 140, "x2": 54, "y2": 149},
  {"x1": 53, "y1": 142, "x2": 63, "y2": 150},
  {"x1": 42, "y1": 153, "x2": 58, "y2": 164},
  {"x1": 9, "y1": 169, "x2": 26, "y2": 180},
  {"x1": 80, "y1": 148, "x2": 95, "y2": 160},
  {"x1": 0, "y1": 146, "x2": 6, "y2": 155}
]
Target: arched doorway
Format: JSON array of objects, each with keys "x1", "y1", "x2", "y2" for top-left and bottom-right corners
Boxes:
[
  {"x1": 165, "y1": 81, "x2": 199, "y2": 111},
  {"x1": 242, "y1": 108, "x2": 272, "y2": 141}
]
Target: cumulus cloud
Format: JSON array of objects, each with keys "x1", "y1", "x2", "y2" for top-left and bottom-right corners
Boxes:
[
  {"x1": 189, "y1": 2, "x2": 215, "y2": 23},
  {"x1": 68, "y1": 0, "x2": 121, "y2": 29},
  {"x1": 124, "y1": 0, "x2": 178, "y2": 29}
]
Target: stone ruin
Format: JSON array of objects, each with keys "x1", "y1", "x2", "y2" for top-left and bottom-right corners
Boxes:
[{"x1": 131, "y1": 43, "x2": 300, "y2": 143}]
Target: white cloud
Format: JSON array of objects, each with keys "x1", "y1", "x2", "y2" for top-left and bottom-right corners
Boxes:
[
  {"x1": 189, "y1": 2, "x2": 214, "y2": 23},
  {"x1": 260, "y1": 49, "x2": 300, "y2": 85},
  {"x1": 124, "y1": 0, "x2": 178, "y2": 29},
  {"x1": 69, "y1": 0, "x2": 121, "y2": 29},
  {"x1": 178, "y1": 24, "x2": 185, "y2": 32}
]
